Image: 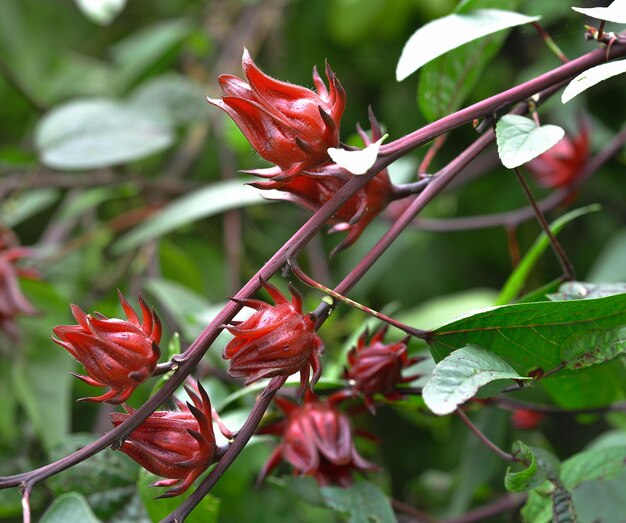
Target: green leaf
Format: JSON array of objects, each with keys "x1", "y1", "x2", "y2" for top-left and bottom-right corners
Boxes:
[
  {"x1": 129, "y1": 73, "x2": 207, "y2": 126},
  {"x1": 0, "y1": 188, "x2": 60, "y2": 227},
  {"x1": 47, "y1": 433, "x2": 138, "y2": 520},
  {"x1": 572, "y1": 0, "x2": 626, "y2": 24},
  {"x1": 496, "y1": 114, "x2": 565, "y2": 169},
  {"x1": 588, "y1": 229, "x2": 626, "y2": 282},
  {"x1": 496, "y1": 205, "x2": 601, "y2": 305},
  {"x1": 572, "y1": 470, "x2": 626, "y2": 523},
  {"x1": 319, "y1": 481, "x2": 396, "y2": 523},
  {"x1": 548, "y1": 282, "x2": 626, "y2": 301},
  {"x1": 562, "y1": 59, "x2": 626, "y2": 104},
  {"x1": 418, "y1": 0, "x2": 522, "y2": 121},
  {"x1": 562, "y1": 326, "x2": 626, "y2": 369},
  {"x1": 396, "y1": 9, "x2": 539, "y2": 81},
  {"x1": 395, "y1": 288, "x2": 498, "y2": 331},
  {"x1": 505, "y1": 441, "x2": 560, "y2": 492},
  {"x1": 110, "y1": 19, "x2": 192, "y2": 90},
  {"x1": 523, "y1": 445, "x2": 626, "y2": 522},
  {"x1": 137, "y1": 469, "x2": 220, "y2": 523},
  {"x1": 35, "y1": 99, "x2": 174, "y2": 170},
  {"x1": 561, "y1": 445, "x2": 626, "y2": 488},
  {"x1": 40, "y1": 492, "x2": 102, "y2": 523},
  {"x1": 13, "y1": 280, "x2": 74, "y2": 453},
  {"x1": 429, "y1": 293, "x2": 626, "y2": 408},
  {"x1": 73, "y1": 0, "x2": 127, "y2": 25},
  {"x1": 423, "y1": 344, "x2": 531, "y2": 415},
  {"x1": 112, "y1": 179, "x2": 269, "y2": 254}
]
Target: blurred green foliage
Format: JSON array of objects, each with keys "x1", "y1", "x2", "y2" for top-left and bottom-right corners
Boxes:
[{"x1": 1, "y1": 0, "x2": 626, "y2": 522}]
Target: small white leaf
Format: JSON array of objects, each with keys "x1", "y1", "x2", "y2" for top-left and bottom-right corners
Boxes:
[
  {"x1": 423, "y1": 345, "x2": 531, "y2": 416},
  {"x1": 74, "y1": 0, "x2": 127, "y2": 25},
  {"x1": 327, "y1": 135, "x2": 386, "y2": 175},
  {"x1": 396, "y1": 9, "x2": 540, "y2": 81},
  {"x1": 562, "y1": 59, "x2": 626, "y2": 104},
  {"x1": 496, "y1": 114, "x2": 565, "y2": 169},
  {"x1": 572, "y1": 0, "x2": 626, "y2": 24}
]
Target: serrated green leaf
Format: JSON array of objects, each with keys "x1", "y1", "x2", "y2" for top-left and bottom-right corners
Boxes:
[
  {"x1": 496, "y1": 115, "x2": 565, "y2": 169},
  {"x1": 112, "y1": 180, "x2": 269, "y2": 254},
  {"x1": 423, "y1": 344, "x2": 530, "y2": 415},
  {"x1": 572, "y1": 0, "x2": 626, "y2": 24},
  {"x1": 496, "y1": 205, "x2": 601, "y2": 305},
  {"x1": 35, "y1": 99, "x2": 173, "y2": 170},
  {"x1": 397, "y1": 9, "x2": 539, "y2": 81},
  {"x1": 320, "y1": 481, "x2": 396, "y2": 523},
  {"x1": 418, "y1": 0, "x2": 522, "y2": 121},
  {"x1": 562, "y1": 326, "x2": 626, "y2": 369},
  {"x1": 429, "y1": 293, "x2": 626, "y2": 408},
  {"x1": 562, "y1": 59, "x2": 626, "y2": 104},
  {"x1": 40, "y1": 492, "x2": 102, "y2": 523}
]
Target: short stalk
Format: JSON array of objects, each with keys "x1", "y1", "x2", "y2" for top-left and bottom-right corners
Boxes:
[
  {"x1": 456, "y1": 408, "x2": 517, "y2": 463},
  {"x1": 512, "y1": 167, "x2": 575, "y2": 280},
  {"x1": 289, "y1": 260, "x2": 428, "y2": 339}
]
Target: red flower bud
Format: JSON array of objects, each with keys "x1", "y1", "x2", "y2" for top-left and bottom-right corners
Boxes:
[
  {"x1": 111, "y1": 382, "x2": 217, "y2": 497},
  {"x1": 0, "y1": 230, "x2": 38, "y2": 341},
  {"x1": 525, "y1": 125, "x2": 589, "y2": 189},
  {"x1": 208, "y1": 49, "x2": 346, "y2": 179},
  {"x1": 52, "y1": 292, "x2": 162, "y2": 404},
  {"x1": 223, "y1": 279, "x2": 324, "y2": 399},
  {"x1": 258, "y1": 394, "x2": 378, "y2": 487},
  {"x1": 249, "y1": 111, "x2": 394, "y2": 255},
  {"x1": 345, "y1": 326, "x2": 418, "y2": 412},
  {"x1": 511, "y1": 408, "x2": 546, "y2": 430}
]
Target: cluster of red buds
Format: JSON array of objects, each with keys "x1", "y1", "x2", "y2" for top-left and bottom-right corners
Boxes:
[
  {"x1": 526, "y1": 124, "x2": 589, "y2": 189},
  {"x1": 510, "y1": 408, "x2": 546, "y2": 430},
  {"x1": 208, "y1": 48, "x2": 345, "y2": 181},
  {"x1": 209, "y1": 51, "x2": 399, "y2": 255},
  {"x1": 0, "y1": 227, "x2": 38, "y2": 341},
  {"x1": 52, "y1": 292, "x2": 162, "y2": 403},
  {"x1": 344, "y1": 326, "x2": 420, "y2": 413},
  {"x1": 111, "y1": 381, "x2": 229, "y2": 497},
  {"x1": 258, "y1": 393, "x2": 378, "y2": 487},
  {"x1": 222, "y1": 278, "x2": 324, "y2": 399}
]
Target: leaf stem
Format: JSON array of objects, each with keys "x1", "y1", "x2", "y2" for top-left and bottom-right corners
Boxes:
[
  {"x1": 456, "y1": 408, "x2": 517, "y2": 463},
  {"x1": 532, "y1": 22, "x2": 569, "y2": 63},
  {"x1": 512, "y1": 167, "x2": 575, "y2": 280}
]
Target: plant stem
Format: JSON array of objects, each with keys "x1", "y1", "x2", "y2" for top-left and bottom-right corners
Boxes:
[
  {"x1": 419, "y1": 134, "x2": 449, "y2": 174},
  {"x1": 289, "y1": 260, "x2": 428, "y2": 339},
  {"x1": 441, "y1": 493, "x2": 526, "y2": 523},
  {"x1": 381, "y1": 36, "x2": 626, "y2": 161},
  {"x1": 512, "y1": 167, "x2": 575, "y2": 280},
  {"x1": 312, "y1": 128, "x2": 496, "y2": 331},
  {"x1": 456, "y1": 409, "x2": 517, "y2": 463},
  {"x1": 532, "y1": 22, "x2": 569, "y2": 63},
  {"x1": 391, "y1": 498, "x2": 439, "y2": 523},
  {"x1": 164, "y1": 376, "x2": 287, "y2": 523}
]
